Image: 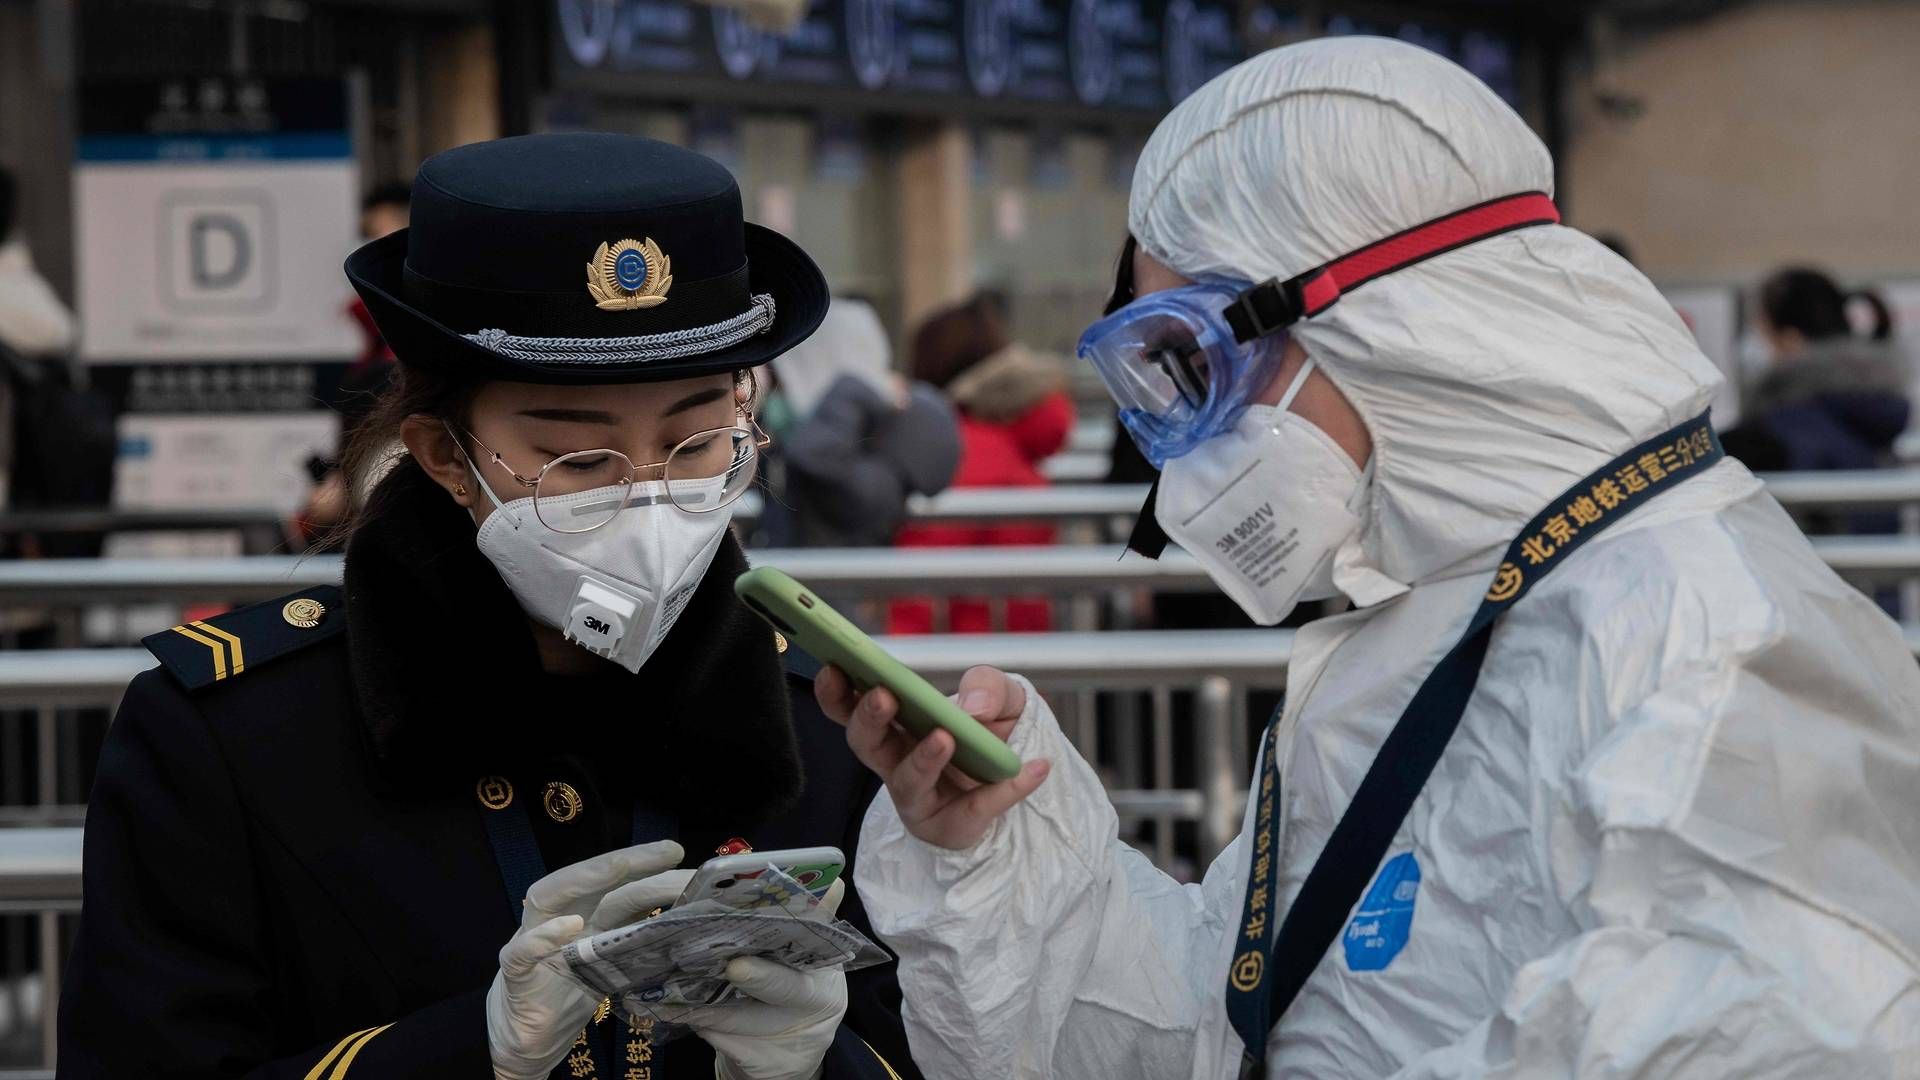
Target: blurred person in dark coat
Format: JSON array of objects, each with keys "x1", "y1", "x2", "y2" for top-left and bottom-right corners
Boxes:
[
  {"x1": 1726, "y1": 267, "x2": 1909, "y2": 559},
  {"x1": 0, "y1": 164, "x2": 78, "y2": 512},
  {"x1": 1746, "y1": 266, "x2": 1906, "y2": 473},
  {"x1": 759, "y1": 297, "x2": 959, "y2": 548}
]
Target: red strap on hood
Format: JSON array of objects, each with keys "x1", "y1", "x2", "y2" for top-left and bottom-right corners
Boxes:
[
  {"x1": 1223, "y1": 192, "x2": 1561, "y2": 343},
  {"x1": 1297, "y1": 191, "x2": 1561, "y2": 317}
]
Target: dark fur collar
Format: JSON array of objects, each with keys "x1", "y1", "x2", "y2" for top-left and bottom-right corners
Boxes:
[{"x1": 342, "y1": 461, "x2": 802, "y2": 820}]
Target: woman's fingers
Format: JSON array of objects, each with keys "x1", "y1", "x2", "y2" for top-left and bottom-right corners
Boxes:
[
  {"x1": 523, "y1": 840, "x2": 685, "y2": 926},
  {"x1": 957, "y1": 759, "x2": 1051, "y2": 823},
  {"x1": 826, "y1": 662, "x2": 1044, "y2": 848},
  {"x1": 722, "y1": 956, "x2": 840, "y2": 1013},
  {"x1": 887, "y1": 728, "x2": 958, "y2": 826},
  {"x1": 814, "y1": 878, "x2": 847, "y2": 919},
  {"x1": 841, "y1": 682, "x2": 913, "y2": 777},
  {"x1": 955, "y1": 665, "x2": 1027, "y2": 740},
  {"x1": 813, "y1": 665, "x2": 859, "y2": 726},
  {"x1": 500, "y1": 914, "x2": 584, "y2": 974},
  {"x1": 917, "y1": 759, "x2": 1052, "y2": 850},
  {"x1": 589, "y1": 869, "x2": 694, "y2": 933}
]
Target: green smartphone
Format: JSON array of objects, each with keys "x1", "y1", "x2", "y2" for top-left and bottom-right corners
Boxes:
[{"x1": 734, "y1": 566, "x2": 1024, "y2": 783}]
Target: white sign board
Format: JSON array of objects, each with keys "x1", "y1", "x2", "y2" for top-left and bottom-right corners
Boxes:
[
  {"x1": 115, "y1": 412, "x2": 339, "y2": 514},
  {"x1": 74, "y1": 78, "x2": 360, "y2": 361}
]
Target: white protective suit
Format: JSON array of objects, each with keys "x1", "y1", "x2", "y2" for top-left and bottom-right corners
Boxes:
[{"x1": 855, "y1": 38, "x2": 1920, "y2": 1080}]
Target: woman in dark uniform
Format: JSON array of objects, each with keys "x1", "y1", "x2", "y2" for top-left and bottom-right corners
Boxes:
[{"x1": 57, "y1": 134, "x2": 918, "y2": 1080}]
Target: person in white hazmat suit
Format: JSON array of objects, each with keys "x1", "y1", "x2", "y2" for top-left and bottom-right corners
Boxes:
[{"x1": 813, "y1": 37, "x2": 1920, "y2": 1080}]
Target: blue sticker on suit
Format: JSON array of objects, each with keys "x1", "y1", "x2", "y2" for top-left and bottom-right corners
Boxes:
[{"x1": 1344, "y1": 852, "x2": 1420, "y2": 971}]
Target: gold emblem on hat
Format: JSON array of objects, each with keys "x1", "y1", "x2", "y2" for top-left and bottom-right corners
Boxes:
[
  {"x1": 476, "y1": 776, "x2": 515, "y2": 811},
  {"x1": 587, "y1": 237, "x2": 673, "y2": 310},
  {"x1": 282, "y1": 597, "x2": 327, "y2": 629},
  {"x1": 544, "y1": 780, "x2": 585, "y2": 823},
  {"x1": 773, "y1": 630, "x2": 788, "y2": 654}
]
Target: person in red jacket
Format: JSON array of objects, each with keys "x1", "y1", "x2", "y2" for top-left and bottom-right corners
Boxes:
[{"x1": 891, "y1": 294, "x2": 1075, "y2": 633}]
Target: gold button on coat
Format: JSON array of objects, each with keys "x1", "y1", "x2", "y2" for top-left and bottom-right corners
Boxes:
[
  {"x1": 543, "y1": 781, "x2": 584, "y2": 823},
  {"x1": 475, "y1": 776, "x2": 514, "y2": 810}
]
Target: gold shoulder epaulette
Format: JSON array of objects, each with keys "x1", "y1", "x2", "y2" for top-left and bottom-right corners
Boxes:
[{"x1": 142, "y1": 585, "x2": 345, "y2": 690}]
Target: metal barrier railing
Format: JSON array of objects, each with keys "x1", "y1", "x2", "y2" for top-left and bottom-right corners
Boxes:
[
  {"x1": 6, "y1": 533, "x2": 1920, "y2": 608},
  {"x1": 1039, "y1": 452, "x2": 1110, "y2": 482},
  {"x1": 5, "y1": 619, "x2": 1920, "y2": 1076},
  {"x1": 12, "y1": 470, "x2": 1915, "y2": 542},
  {"x1": 0, "y1": 630, "x2": 1291, "y2": 860},
  {"x1": 894, "y1": 469, "x2": 1920, "y2": 521},
  {"x1": 0, "y1": 829, "x2": 78, "y2": 912},
  {"x1": 0, "y1": 507, "x2": 285, "y2": 536},
  {"x1": 0, "y1": 629, "x2": 1291, "y2": 1074},
  {"x1": 11, "y1": 621, "x2": 1920, "y2": 844},
  {"x1": 0, "y1": 828, "x2": 77, "y2": 1074},
  {"x1": 1067, "y1": 419, "x2": 1116, "y2": 455}
]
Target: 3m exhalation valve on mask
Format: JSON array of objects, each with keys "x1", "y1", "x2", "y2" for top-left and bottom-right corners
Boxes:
[
  {"x1": 470, "y1": 474, "x2": 735, "y2": 674},
  {"x1": 1102, "y1": 192, "x2": 1562, "y2": 558},
  {"x1": 566, "y1": 577, "x2": 644, "y2": 661}
]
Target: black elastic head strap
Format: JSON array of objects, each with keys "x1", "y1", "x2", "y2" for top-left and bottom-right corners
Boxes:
[
  {"x1": 1222, "y1": 276, "x2": 1313, "y2": 344},
  {"x1": 1105, "y1": 235, "x2": 1139, "y2": 318},
  {"x1": 1125, "y1": 478, "x2": 1169, "y2": 559}
]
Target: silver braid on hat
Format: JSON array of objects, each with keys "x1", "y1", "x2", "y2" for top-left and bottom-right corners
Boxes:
[{"x1": 463, "y1": 294, "x2": 777, "y2": 365}]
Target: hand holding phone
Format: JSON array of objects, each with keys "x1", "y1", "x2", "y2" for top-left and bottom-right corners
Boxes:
[
  {"x1": 817, "y1": 662, "x2": 1051, "y2": 851},
  {"x1": 734, "y1": 567, "x2": 1024, "y2": 783}
]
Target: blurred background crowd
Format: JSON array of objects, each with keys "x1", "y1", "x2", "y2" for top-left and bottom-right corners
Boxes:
[{"x1": 1, "y1": 0, "x2": 1917, "y2": 1072}]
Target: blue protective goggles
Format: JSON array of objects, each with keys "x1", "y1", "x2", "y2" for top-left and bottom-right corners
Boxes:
[
  {"x1": 1094, "y1": 195, "x2": 1566, "y2": 556},
  {"x1": 1077, "y1": 279, "x2": 1289, "y2": 467}
]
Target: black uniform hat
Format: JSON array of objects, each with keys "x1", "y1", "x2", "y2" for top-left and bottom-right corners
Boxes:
[{"x1": 345, "y1": 132, "x2": 828, "y2": 384}]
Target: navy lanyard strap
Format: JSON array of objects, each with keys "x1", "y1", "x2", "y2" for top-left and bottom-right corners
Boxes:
[
  {"x1": 1227, "y1": 413, "x2": 1723, "y2": 1074},
  {"x1": 481, "y1": 796, "x2": 681, "y2": 923}
]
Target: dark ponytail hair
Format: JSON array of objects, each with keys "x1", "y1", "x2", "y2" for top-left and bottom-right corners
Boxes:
[
  {"x1": 331, "y1": 363, "x2": 482, "y2": 545},
  {"x1": 1760, "y1": 266, "x2": 1895, "y2": 344},
  {"x1": 910, "y1": 294, "x2": 1012, "y2": 389}
]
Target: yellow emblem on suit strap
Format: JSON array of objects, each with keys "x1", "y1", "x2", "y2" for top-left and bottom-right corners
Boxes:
[
  {"x1": 143, "y1": 585, "x2": 345, "y2": 691},
  {"x1": 192, "y1": 620, "x2": 245, "y2": 673},
  {"x1": 858, "y1": 1036, "x2": 905, "y2": 1080},
  {"x1": 167, "y1": 619, "x2": 246, "y2": 679},
  {"x1": 302, "y1": 1023, "x2": 391, "y2": 1080},
  {"x1": 283, "y1": 596, "x2": 328, "y2": 629}
]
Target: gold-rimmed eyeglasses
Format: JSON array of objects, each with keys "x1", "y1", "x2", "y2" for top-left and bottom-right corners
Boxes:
[{"x1": 452, "y1": 417, "x2": 769, "y2": 534}]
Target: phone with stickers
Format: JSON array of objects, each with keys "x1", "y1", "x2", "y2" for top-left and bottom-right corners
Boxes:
[{"x1": 675, "y1": 846, "x2": 846, "y2": 911}]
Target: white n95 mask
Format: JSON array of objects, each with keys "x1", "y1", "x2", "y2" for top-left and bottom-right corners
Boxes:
[
  {"x1": 472, "y1": 475, "x2": 733, "y2": 673},
  {"x1": 1155, "y1": 359, "x2": 1369, "y2": 625}
]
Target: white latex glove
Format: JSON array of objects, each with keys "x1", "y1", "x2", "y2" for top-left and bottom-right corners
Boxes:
[
  {"x1": 487, "y1": 841, "x2": 686, "y2": 1080},
  {"x1": 691, "y1": 879, "x2": 851, "y2": 1080}
]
